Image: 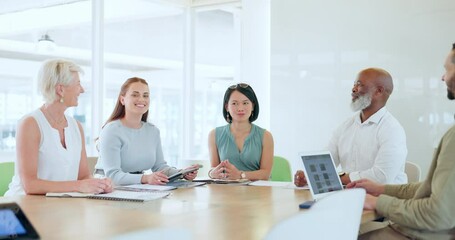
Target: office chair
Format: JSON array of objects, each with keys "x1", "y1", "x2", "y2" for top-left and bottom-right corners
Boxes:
[
  {"x1": 405, "y1": 161, "x2": 421, "y2": 183},
  {"x1": 0, "y1": 162, "x2": 15, "y2": 196},
  {"x1": 265, "y1": 188, "x2": 366, "y2": 240},
  {"x1": 86, "y1": 157, "x2": 99, "y2": 175},
  {"x1": 270, "y1": 156, "x2": 292, "y2": 182}
]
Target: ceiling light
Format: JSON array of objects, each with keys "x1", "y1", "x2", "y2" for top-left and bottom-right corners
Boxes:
[{"x1": 36, "y1": 34, "x2": 57, "y2": 52}]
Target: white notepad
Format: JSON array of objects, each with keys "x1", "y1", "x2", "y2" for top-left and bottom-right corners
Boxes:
[
  {"x1": 46, "y1": 190, "x2": 170, "y2": 202},
  {"x1": 115, "y1": 184, "x2": 177, "y2": 192},
  {"x1": 248, "y1": 180, "x2": 307, "y2": 189}
]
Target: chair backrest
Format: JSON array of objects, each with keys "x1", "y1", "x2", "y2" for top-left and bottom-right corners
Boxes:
[
  {"x1": 405, "y1": 161, "x2": 421, "y2": 183},
  {"x1": 270, "y1": 156, "x2": 292, "y2": 182},
  {"x1": 265, "y1": 188, "x2": 366, "y2": 240},
  {"x1": 0, "y1": 162, "x2": 15, "y2": 196},
  {"x1": 87, "y1": 157, "x2": 98, "y2": 175}
]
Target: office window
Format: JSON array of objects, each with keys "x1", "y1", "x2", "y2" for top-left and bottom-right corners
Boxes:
[
  {"x1": 102, "y1": 2, "x2": 240, "y2": 164},
  {"x1": 0, "y1": 1, "x2": 92, "y2": 161},
  {"x1": 103, "y1": 0, "x2": 185, "y2": 166},
  {"x1": 0, "y1": 0, "x2": 242, "y2": 166},
  {"x1": 191, "y1": 8, "x2": 238, "y2": 160}
]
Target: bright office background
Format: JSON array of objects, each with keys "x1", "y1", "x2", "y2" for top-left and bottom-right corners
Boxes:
[
  {"x1": 271, "y1": 0, "x2": 455, "y2": 179},
  {"x1": 0, "y1": 0, "x2": 269, "y2": 169},
  {"x1": 1, "y1": 0, "x2": 454, "y2": 179}
]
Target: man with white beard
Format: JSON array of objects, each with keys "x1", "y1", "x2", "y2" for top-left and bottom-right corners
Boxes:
[
  {"x1": 294, "y1": 68, "x2": 407, "y2": 186},
  {"x1": 351, "y1": 43, "x2": 455, "y2": 240}
]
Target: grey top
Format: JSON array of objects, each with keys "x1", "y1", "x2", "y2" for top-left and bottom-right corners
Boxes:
[{"x1": 97, "y1": 120, "x2": 178, "y2": 185}]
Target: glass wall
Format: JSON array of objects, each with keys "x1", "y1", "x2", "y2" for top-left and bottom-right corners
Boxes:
[
  {"x1": 0, "y1": 1, "x2": 92, "y2": 162},
  {"x1": 0, "y1": 0, "x2": 241, "y2": 165},
  {"x1": 192, "y1": 9, "x2": 238, "y2": 160},
  {"x1": 102, "y1": 0, "x2": 185, "y2": 166}
]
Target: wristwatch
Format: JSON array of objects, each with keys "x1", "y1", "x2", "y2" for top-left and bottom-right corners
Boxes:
[{"x1": 240, "y1": 171, "x2": 246, "y2": 179}]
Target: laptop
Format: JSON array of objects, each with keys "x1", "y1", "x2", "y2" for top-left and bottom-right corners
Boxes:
[{"x1": 300, "y1": 151, "x2": 343, "y2": 201}]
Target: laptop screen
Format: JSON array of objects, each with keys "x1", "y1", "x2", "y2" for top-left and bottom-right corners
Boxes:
[{"x1": 300, "y1": 152, "x2": 343, "y2": 197}]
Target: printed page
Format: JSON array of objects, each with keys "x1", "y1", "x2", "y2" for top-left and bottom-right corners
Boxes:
[
  {"x1": 91, "y1": 190, "x2": 170, "y2": 202},
  {"x1": 115, "y1": 184, "x2": 176, "y2": 192},
  {"x1": 248, "y1": 180, "x2": 310, "y2": 189},
  {"x1": 212, "y1": 179, "x2": 251, "y2": 185},
  {"x1": 45, "y1": 192, "x2": 94, "y2": 198}
]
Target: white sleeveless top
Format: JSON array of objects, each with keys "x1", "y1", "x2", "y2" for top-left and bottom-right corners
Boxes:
[{"x1": 5, "y1": 109, "x2": 82, "y2": 196}]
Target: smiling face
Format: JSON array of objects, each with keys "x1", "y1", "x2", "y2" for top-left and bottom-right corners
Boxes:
[
  {"x1": 442, "y1": 50, "x2": 455, "y2": 100},
  {"x1": 120, "y1": 82, "x2": 150, "y2": 117},
  {"x1": 350, "y1": 72, "x2": 376, "y2": 111},
  {"x1": 225, "y1": 90, "x2": 253, "y2": 123},
  {"x1": 61, "y1": 72, "x2": 84, "y2": 107}
]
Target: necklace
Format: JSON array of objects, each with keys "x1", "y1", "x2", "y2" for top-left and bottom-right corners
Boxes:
[{"x1": 43, "y1": 107, "x2": 65, "y2": 126}]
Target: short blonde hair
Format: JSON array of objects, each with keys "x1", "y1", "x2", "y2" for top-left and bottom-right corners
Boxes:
[{"x1": 37, "y1": 59, "x2": 83, "y2": 103}]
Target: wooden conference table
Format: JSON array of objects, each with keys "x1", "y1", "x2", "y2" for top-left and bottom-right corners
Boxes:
[{"x1": 1, "y1": 184, "x2": 376, "y2": 240}]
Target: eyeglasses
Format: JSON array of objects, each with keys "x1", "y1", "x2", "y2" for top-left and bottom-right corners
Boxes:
[{"x1": 229, "y1": 83, "x2": 249, "y2": 89}]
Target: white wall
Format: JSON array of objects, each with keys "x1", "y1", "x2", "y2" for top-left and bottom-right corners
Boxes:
[{"x1": 271, "y1": 0, "x2": 455, "y2": 178}]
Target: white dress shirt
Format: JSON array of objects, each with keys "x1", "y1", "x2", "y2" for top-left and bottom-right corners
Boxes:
[{"x1": 328, "y1": 107, "x2": 407, "y2": 184}]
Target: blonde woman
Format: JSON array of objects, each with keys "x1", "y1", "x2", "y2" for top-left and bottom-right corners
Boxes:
[{"x1": 5, "y1": 59, "x2": 112, "y2": 196}]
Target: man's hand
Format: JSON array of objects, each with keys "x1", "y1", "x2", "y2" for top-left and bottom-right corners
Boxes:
[
  {"x1": 294, "y1": 170, "x2": 307, "y2": 187},
  {"x1": 346, "y1": 179, "x2": 385, "y2": 197}
]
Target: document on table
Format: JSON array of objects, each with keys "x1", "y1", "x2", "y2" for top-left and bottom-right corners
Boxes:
[
  {"x1": 46, "y1": 190, "x2": 170, "y2": 202},
  {"x1": 193, "y1": 178, "x2": 251, "y2": 185},
  {"x1": 248, "y1": 180, "x2": 309, "y2": 189},
  {"x1": 115, "y1": 184, "x2": 176, "y2": 192}
]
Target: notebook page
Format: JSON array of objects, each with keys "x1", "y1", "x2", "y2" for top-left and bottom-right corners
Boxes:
[{"x1": 88, "y1": 190, "x2": 170, "y2": 202}]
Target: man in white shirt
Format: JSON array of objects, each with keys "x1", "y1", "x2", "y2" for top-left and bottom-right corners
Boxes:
[{"x1": 294, "y1": 68, "x2": 407, "y2": 186}]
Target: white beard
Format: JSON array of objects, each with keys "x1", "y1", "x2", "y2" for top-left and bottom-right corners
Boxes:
[{"x1": 350, "y1": 93, "x2": 372, "y2": 111}]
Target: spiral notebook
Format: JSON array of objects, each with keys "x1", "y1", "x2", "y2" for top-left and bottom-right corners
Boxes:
[
  {"x1": 115, "y1": 184, "x2": 177, "y2": 192},
  {"x1": 46, "y1": 190, "x2": 170, "y2": 202}
]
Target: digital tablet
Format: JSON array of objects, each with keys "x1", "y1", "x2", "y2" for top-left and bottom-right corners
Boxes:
[
  {"x1": 168, "y1": 165, "x2": 202, "y2": 182},
  {"x1": 0, "y1": 202, "x2": 40, "y2": 239}
]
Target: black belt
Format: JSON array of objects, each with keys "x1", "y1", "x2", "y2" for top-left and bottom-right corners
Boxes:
[{"x1": 129, "y1": 171, "x2": 143, "y2": 174}]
